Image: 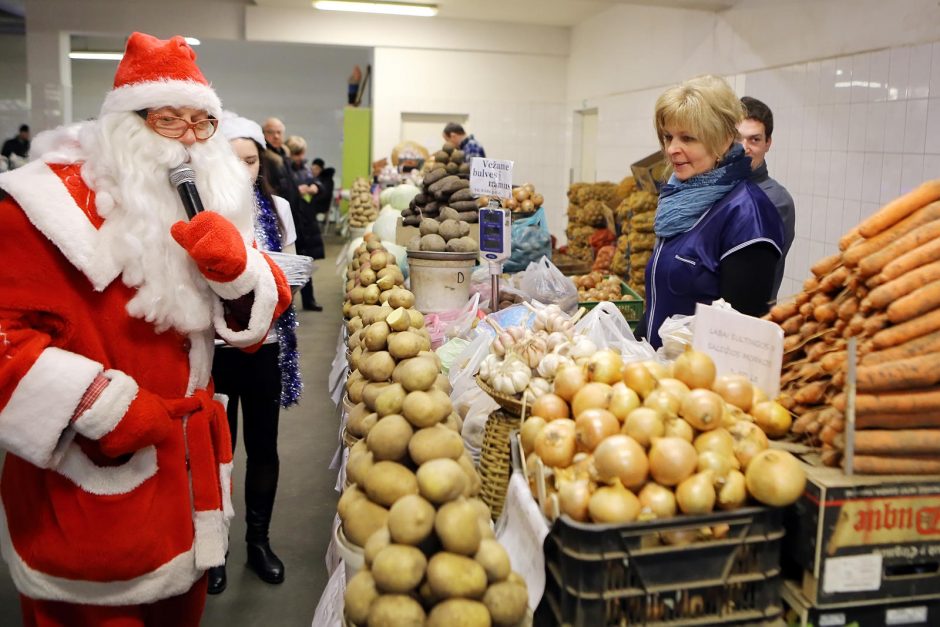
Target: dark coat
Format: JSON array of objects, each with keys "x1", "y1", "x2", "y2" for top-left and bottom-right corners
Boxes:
[{"x1": 287, "y1": 158, "x2": 326, "y2": 260}]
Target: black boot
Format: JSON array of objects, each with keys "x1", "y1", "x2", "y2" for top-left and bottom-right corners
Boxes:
[
  {"x1": 207, "y1": 562, "x2": 227, "y2": 594},
  {"x1": 245, "y1": 460, "x2": 284, "y2": 584}
]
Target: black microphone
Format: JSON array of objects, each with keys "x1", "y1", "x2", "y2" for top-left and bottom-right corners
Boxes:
[{"x1": 169, "y1": 163, "x2": 205, "y2": 220}]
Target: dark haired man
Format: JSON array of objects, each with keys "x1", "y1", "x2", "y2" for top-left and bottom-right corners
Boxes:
[{"x1": 442, "y1": 122, "x2": 486, "y2": 159}]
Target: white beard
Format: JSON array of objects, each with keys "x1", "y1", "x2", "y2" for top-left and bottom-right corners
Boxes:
[{"x1": 70, "y1": 112, "x2": 256, "y2": 334}]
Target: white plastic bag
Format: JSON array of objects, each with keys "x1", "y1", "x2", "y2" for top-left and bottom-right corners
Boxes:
[
  {"x1": 519, "y1": 256, "x2": 579, "y2": 314},
  {"x1": 658, "y1": 314, "x2": 695, "y2": 361},
  {"x1": 574, "y1": 302, "x2": 656, "y2": 362},
  {"x1": 372, "y1": 205, "x2": 401, "y2": 242}
]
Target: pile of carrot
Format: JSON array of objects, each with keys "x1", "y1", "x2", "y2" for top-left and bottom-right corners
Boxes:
[{"x1": 768, "y1": 180, "x2": 940, "y2": 475}]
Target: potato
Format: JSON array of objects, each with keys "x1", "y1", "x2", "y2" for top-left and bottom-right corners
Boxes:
[
  {"x1": 389, "y1": 289, "x2": 416, "y2": 309},
  {"x1": 364, "y1": 461, "x2": 418, "y2": 507},
  {"x1": 483, "y1": 581, "x2": 528, "y2": 626},
  {"x1": 446, "y1": 237, "x2": 479, "y2": 253},
  {"x1": 475, "y1": 539, "x2": 511, "y2": 583},
  {"x1": 347, "y1": 404, "x2": 375, "y2": 438},
  {"x1": 371, "y1": 544, "x2": 428, "y2": 593},
  {"x1": 438, "y1": 219, "x2": 462, "y2": 242},
  {"x1": 407, "y1": 235, "x2": 422, "y2": 252},
  {"x1": 346, "y1": 448, "x2": 373, "y2": 486},
  {"x1": 342, "y1": 497, "x2": 389, "y2": 547},
  {"x1": 443, "y1": 412, "x2": 463, "y2": 433},
  {"x1": 402, "y1": 390, "x2": 452, "y2": 428},
  {"x1": 458, "y1": 453, "x2": 483, "y2": 497},
  {"x1": 417, "y1": 458, "x2": 467, "y2": 504},
  {"x1": 427, "y1": 599, "x2": 491, "y2": 627},
  {"x1": 420, "y1": 234, "x2": 446, "y2": 252},
  {"x1": 348, "y1": 286, "x2": 366, "y2": 304},
  {"x1": 363, "y1": 525, "x2": 390, "y2": 567},
  {"x1": 344, "y1": 569, "x2": 378, "y2": 626},
  {"x1": 408, "y1": 424, "x2": 464, "y2": 465},
  {"x1": 362, "y1": 382, "x2": 392, "y2": 411},
  {"x1": 360, "y1": 352, "x2": 396, "y2": 383},
  {"x1": 370, "y1": 250, "x2": 389, "y2": 270},
  {"x1": 435, "y1": 499, "x2": 482, "y2": 555},
  {"x1": 366, "y1": 414, "x2": 413, "y2": 461},
  {"x1": 442, "y1": 141, "x2": 456, "y2": 154},
  {"x1": 366, "y1": 594, "x2": 425, "y2": 627},
  {"x1": 386, "y1": 307, "x2": 410, "y2": 332},
  {"x1": 374, "y1": 383, "x2": 406, "y2": 417},
  {"x1": 363, "y1": 284, "x2": 380, "y2": 304},
  {"x1": 388, "y1": 331, "x2": 424, "y2": 360},
  {"x1": 394, "y1": 357, "x2": 439, "y2": 392},
  {"x1": 445, "y1": 161, "x2": 459, "y2": 174},
  {"x1": 387, "y1": 494, "x2": 436, "y2": 546},
  {"x1": 427, "y1": 552, "x2": 488, "y2": 599},
  {"x1": 439, "y1": 206, "x2": 460, "y2": 222},
  {"x1": 419, "y1": 218, "x2": 440, "y2": 236},
  {"x1": 459, "y1": 221, "x2": 471, "y2": 237},
  {"x1": 337, "y1": 484, "x2": 366, "y2": 520},
  {"x1": 407, "y1": 309, "x2": 425, "y2": 329},
  {"x1": 434, "y1": 374, "x2": 453, "y2": 395}
]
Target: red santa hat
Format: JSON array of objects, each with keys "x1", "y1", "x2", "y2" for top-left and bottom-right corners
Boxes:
[{"x1": 100, "y1": 32, "x2": 222, "y2": 118}]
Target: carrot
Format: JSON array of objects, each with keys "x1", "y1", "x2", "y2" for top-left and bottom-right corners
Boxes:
[
  {"x1": 839, "y1": 226, "x2": 861, "y2": 251},
  {"x1": 847, "y1": 454, "x2": 940, "y2": 475},
  {"x1": 780, "y1": 314, "x2": 803, "y2": 335},
  {"x1": 842, "y1": 200, "x2": 940, "y2": 266},
  {"x1": 795, "y1": 292, "x2": 810, "y2": 306},
  {"x1": 821, "y1": 448, "x2": 842, "y2": 467},
  {"x1": 840, "y1": 429, "x2": 940, "y2": 454},
  {"x1": 819, "y1": 407, "x2": 844, "y2": 424},
  {"x1": 856, "y1": 411, "x2": 940, "y2": 429},
  {"x1": 821, "y1": 351, "x2": 847, "y2": 373},
  {"x1": 798, "y1": 362, "x2": 825, "y2": 381},
  {"x1": 856, "y1": 352, "x2": 940, "y2": 392},
  {"x1": 803, "y1": 277, "x2": 820, "y2": 292},
  {"x1": 834, "y1": 319, "x2": 847, "y2": 335},
  {"x1": 848, "y1": 313, "x2": 866, "y2": 335},
  {"x1": 887, "y1": 280, "x2": 940, "y2": 324},
  {"x1": 876, "y1": 236, "x2": 940, "y2": 284},
  {"x1": 835, "y1": 386, "x2": 940, "y2": 414},
  {"x1": 784, "y1": 335, "x2": 803, "y2": 353},
  {"x1": 777, "y1": 393, "x2": 796, "y2": 410},
  {"x1": 807, "y1": 340, "x2": 838, "y2": 361},
  {"x1": 800, "y1": 320, "x2": 821, "y2": 338},
  {"x1": 811, "y1": 292, "x2": 831, "y2": 307},
  {"x1": 837, "y1": 296, "x2": 859, "y2": 321},
  {"x1": 813, "y1": 303, "x2": 838, "y2": 324},
  {"x1": 860, "y1": 330, "x2": 940, "y2": 366},
  {"x1": 863, "y1": 260, "x2": 940, "y2": 312},
  {"x1": 871, "y1": 308, "x2": 940, "y2": 349},
  {"x1": 819, "y1": 266, "x2": 850, "y2": 292},
  {"x1": 820, "y1": 424, "x2": 840, "y2": 446},
  {"x1": 857, "y1": 218, "x2": 940, "y2": 276},
  {"x1": 858, "y1": 180, "x2": 940, "y2": 238},
  {"x1": 799, "y1": 302, "x2": 815, "y2": 317},
  {"x1": 793, "y1": 380, "x2": 829, "y2": 405},
  {"x1": 791, "y1": 409, "x2": 820, "y2": 434},
  {"x1": 769, "y1": 301, "x2": 799, "y2": 322},
  {"x1": 862, "y1": 313, "x2": 889, "y2": 335},
  {"x1": 812, "y1": 254, "x2": 843, "y2": 278}
]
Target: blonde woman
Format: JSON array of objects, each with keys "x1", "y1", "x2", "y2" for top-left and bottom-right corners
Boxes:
[{"x1": 636, "y1": 75, "x2": 785, "y2": 348}]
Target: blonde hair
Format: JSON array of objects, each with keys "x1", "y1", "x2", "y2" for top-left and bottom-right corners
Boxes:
[
  {"x1": 285, "y1": 135, "x2": 307, "y2": 156},
  {"x1": 654, "y1": 75, "x2": 744, "y2": 161}
]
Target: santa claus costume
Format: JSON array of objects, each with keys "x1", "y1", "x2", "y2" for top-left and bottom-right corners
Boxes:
[{"x1": 0, "y1": 32, "x2": 291, "y2": 626}]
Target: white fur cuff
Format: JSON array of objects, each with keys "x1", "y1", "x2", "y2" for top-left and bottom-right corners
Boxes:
[
  {"x1": 212, "y1": 252, "x2": 279, "y2": 348},
  {"x1": 0, "y1": 348, "x2": 102, "y2": 468},
  {"x1": 206, "y1": 247, "x2": 265, "y2": 301},
  {"x1": 72, "y1": 370, "x2": 139, "y2": 441},
  {"x1": 193, "y1": 509, "x2": 228, "y2": 570}
]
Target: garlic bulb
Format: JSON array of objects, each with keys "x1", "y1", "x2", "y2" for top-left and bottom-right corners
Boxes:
[
  {"x1": 514, "y1": 335, "x2": 548, "y2": 369},
  {"x1": 537, "y1": 352, "x2": 575, "y2": 380},
  {"x1": 490, "y1": 327, "x2": 529, "y2": 357},
  {"x1": 525, "y1": 377, "x2": 552, "y2": 399},
  {"x1": 556, "y1": 334, "x2": 597, "y2": 361},
  {"x1": 545, "y1": 331, "x2": 570, "y2": 352},
  {"x1": 490, "y1": 355, "x2": 531, "y2": 395},
  {"x1": 533, "y1": 304, "x2": 574, "y2": 334},
  {"x1": 479, "y1": 353, "x2": 501, "y2": 382}
]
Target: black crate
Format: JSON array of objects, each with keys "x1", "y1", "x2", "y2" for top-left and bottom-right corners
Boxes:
[
  {"x1": 781, "y1": 579, "x2": 940, "y2": 627},
  {"x1": 536, "y1": 507, "x2": 784, "y2": 626}
]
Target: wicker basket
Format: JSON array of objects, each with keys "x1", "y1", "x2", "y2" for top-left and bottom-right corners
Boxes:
[
  {"x1": 476, "y1": 375, "x2": 531, "y2": 418},
  {"x1": 342, "y1": 427, "x2": 360, "y2": 450},
  {"x1": 479, "y1": 410, "x2": 521, "y2": 521}
]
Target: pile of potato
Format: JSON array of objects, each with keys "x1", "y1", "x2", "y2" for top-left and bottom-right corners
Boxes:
[
  {"x1": 407, "y1": 213, "x2": 479, "y2": 254},
  {"x1": 477, "y1": 183, "x2": 545, "y2": 215},
  {"x1": 401, "y1": 142, "x2": 476, "y2": 227},
  {"x1": 348, "y1": 177, "x2": 378, "y2": 228},
  {"x1": 573, "y1": 273, "x2": 624, "y2": 302}
]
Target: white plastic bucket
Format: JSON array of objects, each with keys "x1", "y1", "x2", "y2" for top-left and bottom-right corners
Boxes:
[
  {"x1": 407, "y1": 251, "x2": 478, "y2": 313},
  {"x1": 334, "y1": 524, "x2": 364, "y2": 582}
]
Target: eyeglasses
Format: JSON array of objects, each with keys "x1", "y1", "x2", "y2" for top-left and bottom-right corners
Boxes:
[{"x1": 143, "y1": 111, "x2": 219, "y2": 140}]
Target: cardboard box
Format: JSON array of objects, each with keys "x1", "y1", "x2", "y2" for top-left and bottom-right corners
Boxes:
[
  {"x1": 630, "y1": 151, "x2": 669, "y2": 194},
  {"x1": 781, "y1": 579, "x2": 940, "y2": 627},
  {"x1": 782, "y1": 462, "x2": 940, "y2": 607}
]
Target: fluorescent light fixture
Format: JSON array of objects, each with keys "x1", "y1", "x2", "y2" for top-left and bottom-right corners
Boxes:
[
  {"x1": 313, "y1": 1, "x2": 437, "y2": 17},
  {"x1": 69, "y1": 51, "x2": 123, "y2": 61},
  {"x1": 185, "y1": 37, "x2": 201, "y2": 46}
]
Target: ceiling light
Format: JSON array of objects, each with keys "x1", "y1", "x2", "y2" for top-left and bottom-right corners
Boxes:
[
  {"x1": 185, "y1": 37, "x2": 201, "y2": 46},
  {"x1": 69, "y1": 51, "x2": 123, "y2": 61},
  {"x1": 313, "y1": 1, "x2": 437, "y2": 17}
]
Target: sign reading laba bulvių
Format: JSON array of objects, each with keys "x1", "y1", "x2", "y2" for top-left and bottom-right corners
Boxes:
[
  {"x1": 691, "y1": 302, "x2": 784, "y2": 397},
  {"x1": 470, "y1": 158, "x2": 513, "y2": 200}
]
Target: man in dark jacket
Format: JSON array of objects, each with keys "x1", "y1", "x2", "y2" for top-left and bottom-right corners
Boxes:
[
  {"x1": 739, "y1": 97, "x2": 795, "y2": 301},
  {"x1": 2, "y1": 124, "x2": 30, "y2": 165},
  {"x1": 310, "y1": 158, "x2": 335, "y2": 218},
  {"x1": 442, "y1": 122, "x2": 485, "y2": 159}
]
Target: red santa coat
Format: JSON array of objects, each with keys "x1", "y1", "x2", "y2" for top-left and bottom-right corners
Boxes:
[{"x1": 0, "y1": 159, "x2": 288, "y2": 605}]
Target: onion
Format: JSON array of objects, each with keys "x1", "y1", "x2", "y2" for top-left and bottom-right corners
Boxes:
[
  {"x1": 622, "y1": 407, "x2": 665, "y2": 448},
  {"x1": 644, "y1": 389, "x2": 681, "y2": 417},
  {"x1": 558, "y1": 478, "x2": 592, "y2": 522},
  {"x1": 642, "y1": 360, "x2": 672, "y2": 381},
  {"x1": 712, "y1": 523, "x2": 731, "y2": 539},
  {"x1": 672, "y1": 349, "x2": 716, "y2": 390},
  {"x1": 694, "y1": 428, "x2": 736, "y2": 460},
  {"x1": 608, "y1": 382, "x2": 641, "y2": 422},
  {"x1": 593, "y1": 434, "x2": 649, "y2": 490},
  {"x1": 696, "y1": 450, "x2": 735, "y2": 480},
  {"x1": 571, "y1": 382, "x2": 613, "y2": 418},
  {"x1": 661, "y1": 529, "x2": 698, "y2": 546},
  {"x1": 680, "y1": 389, "x2": 724, "y2": 431},
  {"x1": 575, "y1": 408, "x2": 620, "y2": 452},
  {"x1": 752, "y1": 386, "x2": 769, "y2": 407},
  {"x1": 712, "y1": 375, "x2": 754, "y2": 411},
  {"x1": 648, "y1": 437, "x2": 697, "y2": 487},
  {"x1": 729, "y1": 421, "x2": 769, "y2": 469},
  {"x1": 587, "y1": 350, "x2": 624, "y2": 385},
  {"x1": 751, "y1": 400, "x2": 792, "y2": 438},
  {"x1": 638, "y1": 483, "x2": 677, "y2": 519},
  {"x1": 664, "y1": 416, "x2": 695, "y2": 442},
  {"x1": 656, "y1": 378, "x2": 691, "y2": 403},
  {"x1": 676, "y1": 470, "x2": 716, "y2": 514},
  {"x1": 622, "y1": 362, "x2": 656, "y2": 398},
  {"x1": 588, "y1": 480, "x2": 640, "y2": 523},
  {"x1": 531, "y1": 393, "x2": 570, "y2": 421},
  {"x1": 745, "y1": 449, "x2": 806, "y2": 506},
  {"x1": 534, "y1": 419, "x2": 577, "y2": 467},
  {"x1": 520, "y1": 417, "x2": 547, "y2": 456},
  {"x1": 717, "y1": 469, "x2": 747, "y2": 510},
  {"x1": 553, "y1": 365, "x2": 586, "y2": 402},
  {"x1": 570, "y1": 452, "x2": 597, "y2": 481}
]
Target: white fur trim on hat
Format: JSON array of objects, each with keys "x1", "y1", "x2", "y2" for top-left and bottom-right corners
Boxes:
[
  {"x1": 219, "y1": 112, "x2": 265, "y2": 147},
  {"x1": 100, "y1": 79, "x2": 222, "y2": 118}
]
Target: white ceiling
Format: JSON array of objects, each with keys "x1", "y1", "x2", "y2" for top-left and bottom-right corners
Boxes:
[{"x1": 253, "y1": 0, "x2": 740, "y2": 27}]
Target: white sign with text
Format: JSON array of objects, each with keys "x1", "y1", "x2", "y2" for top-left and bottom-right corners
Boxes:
[
  {"x1": 691, "y1": 303, "x2": 784, "y2": 397},
  {"x1": 470, "y1": 158, "x2": 514, "y2": 199}
]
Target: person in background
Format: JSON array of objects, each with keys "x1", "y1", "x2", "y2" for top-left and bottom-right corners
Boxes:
[
  {"x1": 205, "y1": 115, "x2": 303, "y2": 595},
  {"x1": 636, "y1": 75, "x2": 785, "y2": 350},
  {"x1": 2, "y1": 124, "x2": 30, "y2": 167},
  {"x1": 0, "y1": 32, "x2": 291, "y2": 625},
  {"x1": 310, "y1": 157, "x2": 335, "y2": 218},
  {"x1": 442, "y1": 122, "x2": 485, "y2": 159},
  {"x1": 284, "y1": 135, "x2": 325, "y2": 311},
  {"x1": 739, "y1": 96, "x2": 795, "y2": 301}
]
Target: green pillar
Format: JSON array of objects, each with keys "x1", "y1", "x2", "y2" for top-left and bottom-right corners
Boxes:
[{"x1": 341, "y1": 107, "x2": 372, "y2": 213}]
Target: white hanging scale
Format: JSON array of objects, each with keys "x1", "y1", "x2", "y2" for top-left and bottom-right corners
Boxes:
[{"x1": 479, "y1": 200, "x2": 512, "y2": 307}]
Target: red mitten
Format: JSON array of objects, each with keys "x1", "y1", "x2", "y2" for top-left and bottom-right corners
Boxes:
[{"x1": 171, "y1": 212, "x2": 247, "y2": 283}]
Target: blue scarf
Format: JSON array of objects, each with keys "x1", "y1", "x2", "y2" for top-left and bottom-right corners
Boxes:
[
  {"x1": 654, "y1": 143, "x2": 751, "y2": 238},
  {"x1": 255, "y1": 189, "x2": 303, "y2": 408}
]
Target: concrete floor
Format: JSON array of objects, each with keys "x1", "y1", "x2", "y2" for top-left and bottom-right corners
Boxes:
[{"x1": 0, "y1": 238, "x2": 345, "y2": 626}]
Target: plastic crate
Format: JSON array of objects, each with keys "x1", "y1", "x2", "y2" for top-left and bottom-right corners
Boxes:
[
  {"x1": 535, "y1": 507, "x2": 784, "y2": 626},
  {"x1": 578, "y1": 279, "x2": 644, "y2": 323}
]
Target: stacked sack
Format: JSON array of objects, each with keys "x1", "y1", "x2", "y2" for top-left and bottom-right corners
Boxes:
[
  {"x1": 565, "y1": 182, "x2": 619, "y2": 262},
  {"x1": 349, "y1": 177, "x2": 378, "y2": 228},
  {"x1": 402, "y1": 142, "x2": 476, "y2": 227},
  {"x1": 625, "y1": 190, "x2": 659, "y2": 296}
]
